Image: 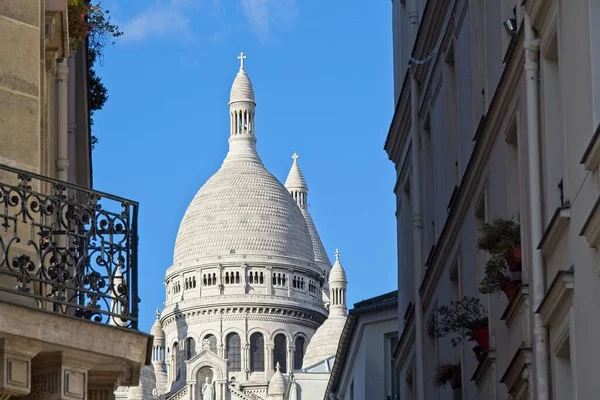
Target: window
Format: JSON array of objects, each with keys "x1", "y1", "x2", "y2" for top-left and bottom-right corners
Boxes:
[
  {"x1": 172, "y1": 342, "x2": 181, "y2": 381},
  {"x1": 203, "y1": 334, "x2": 217, "y2": 353},
  {"x1": 185, "y1": 337, "x2": 196, "y2": 360},
  {"x1": 273, "y1": 334, "x2": 287, "y2": 373},
  {"x1": 226, "y1": 333, "x2": 242, "y2": 371},
  {"x1": 250, "y1": 333, "x2": 265, "y2": 372},
  {"x1": 294, "y1": 337, "x2": 305, "y2": 370}
]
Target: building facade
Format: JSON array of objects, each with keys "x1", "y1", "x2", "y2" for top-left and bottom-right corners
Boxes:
[
  {"x1": 326, "y1": 291, "x2": 399, "y2": 400},
  {"x1": 0, "y1": 2, "x2": 151, "y2": 400},
  {"x1": 386, "y1": 0, "x2": 600, "y2": 399},
  {"x1": 125, "y1": 56, "x2": 350, "y2": 400}
]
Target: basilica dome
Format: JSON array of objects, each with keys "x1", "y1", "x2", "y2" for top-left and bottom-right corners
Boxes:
[
  {"x1": 173, "y1": 160, "x2": 316, "y2": 265},
  {"x1": 172, "y1": 56, "x2": 316, "y2": 269}
]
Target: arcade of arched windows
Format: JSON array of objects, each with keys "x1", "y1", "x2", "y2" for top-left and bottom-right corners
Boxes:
[
  {"x1": 167, "y1": 268, "x2": 324, "y2": 296},
  {"x1": 292, "y1": 275, "x2": 305, "y2": 290},
  {"x1": 202, "y1": 272, "x2": 218, "y2": 286},
  {"x1": 172, "y1": 281, "x2": 182, "y2": 294},
  {"x1": 224, "y1": 270, "x2": 241, "y2": 285},
  {"x1": 272, "y1": 272, "x2": 287, "y2": 287},
  {"x1": 184, "y1": 276, "x2": 196, "y2": 290},
  {"x1": 247, "y1": 270, "x2": 265, "y2": 284},
  {"x1": 167, "y1": 330, "x2": 310, "y2": 377}
]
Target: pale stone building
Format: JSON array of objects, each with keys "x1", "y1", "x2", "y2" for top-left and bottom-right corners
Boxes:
[
  {"x1": 386, "y1": 0, "x2": 600, "y2": 399},
  {"x1": 122, "y1": 55, "x2": 350, "y2": 400},
  {"x1": 0, "y1": 1, "x2": 151, "y2": 400},
  {"x1": 325, "y1": 291, "x2": 399, "y2": 400}
]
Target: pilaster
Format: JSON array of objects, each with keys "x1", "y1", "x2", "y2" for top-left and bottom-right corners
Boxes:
[
  {"x1": 31, "y1": 352, "x2": 92, "y2": 400},
  {"x1": 0, "y1": 338, "x2": 42, "y2": 397}
]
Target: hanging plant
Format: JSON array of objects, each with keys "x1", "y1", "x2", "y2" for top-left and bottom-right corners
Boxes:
[
  {"x1": 68, "y1": 0, "x2": 122, "y2": 54},
  {"x1": 433, "y1": 362, "x2": 461, "y2": 389},
  {"x1": 435, "y1": 297, "x2": 489, "y2": 351},
  {"x1": 477, "y1": 217, "x2": 522, "y2": 299}
]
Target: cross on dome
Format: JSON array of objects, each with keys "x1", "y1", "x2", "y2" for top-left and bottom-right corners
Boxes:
[
  {"x1": 155, "y1": 308, "x2": 160, "y2": 319},
  {"x1": 238, "y1": 52, "x2": 247, "y2": 69},
  {"x1": 292, "y1": 152, "x2": 299, "y2": 163},
  {"x1": 335, "y1": 249, "x2": 340, "y2": 261}
]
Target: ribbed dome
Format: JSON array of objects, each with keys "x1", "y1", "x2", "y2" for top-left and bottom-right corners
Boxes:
[
  {"x1": 329, "y1": 257, "x2": 347, "y2": 283},
  {"x1": 284, "y1": 154, "x2": 307, "y2": 190},
  {"x1": 301, "y1": 315, "x2": 347, "y2": 368},
  {"x1": 150, "y1": 311, "x2": 164, "y2": 340},
  {"x1": 267, "y1": 363, "x2": 286, "y2": 395},
  {"x1": 173, "y1": 160, "x2": 316, "y2": 266},
  {"x1": 302, "y1": 209, "x2": 330, "y2": 269},
  {"x1": 229, "y1": 68, "x2": 255, "y2": 105}
]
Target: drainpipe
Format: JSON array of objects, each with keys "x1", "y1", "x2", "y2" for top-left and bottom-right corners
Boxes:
[
  {"x1": 523, "y1": 10, "x2": 550, "y2": 400},
  {"x1": 408, "y1": 1, "x2": 424, "y2": 399},
  {"x1": 57, "y1": 58, "x2": 69, "y2": 183}
]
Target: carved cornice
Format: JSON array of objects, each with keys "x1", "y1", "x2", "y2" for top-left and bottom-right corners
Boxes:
[
  {"x1": 500, "y1": 347, "x2": 532, "y2": 397},
  {"x1": 501, "y1": 284, "x2": 530, "y2": 329},
  {"x1": 537, "y1": 271, "x2": 574, "y2": 325},
  {"x1": 472, "y1": 350, "x2": 496, "y2": 387}
]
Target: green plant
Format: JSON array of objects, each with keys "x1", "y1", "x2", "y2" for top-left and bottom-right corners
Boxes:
[
  {"x1": 478, "y1": 255, "x2": 511, "y2": 294},
  {"x1": 67, "y1": 1, "x2": 122, "y2": 149},
  {"x1": 435, "y1": 297, "x2": 488, "y2": 346},
  {"x1": 433, "y1": 362, "x2": 461, "y2": 388},
  {"x1": 477, "y1": 217, "x2": 521, "y2": 295},
  {"x1": 68, "y1": 0, "x2": 122, "y2": 54},
  {"x1": 477, "y1": 217, "x2": 520, "y2": 259}
]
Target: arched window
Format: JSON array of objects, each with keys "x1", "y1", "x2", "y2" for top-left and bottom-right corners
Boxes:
[
  {"x1": 185, "y1": 337, "x2": 196, "y2": 360},
  {"x1": 172, "y1": 342, "x2": 181, "y2": 381},
  {"x1": 249, "y1": 272, "x2": 254, "y2": 284},
  {"x1": 225, "y1": 272, "x2": 230, "y2": 284},
  {"x1": 235, "y1": 271, "x2": 240, "y2": 284},
  {"x1": 250, "y1": 332, "x2": 265, "y2": 372},
  {"x1": 294, "y1": 337, "x2": 305, "y2": 370},
  {"x1": 260, "y1": 272, "x2": 264, "y2": 284},
  {"x1": 273, "y1": 334, "x2": 287, "y2": 373},
  {"x1": 226, "y1": 333, "x2": 242, "y2": 371},
  {"x1": 203, "y1": 334, "x2": 217, "y2": 353}
]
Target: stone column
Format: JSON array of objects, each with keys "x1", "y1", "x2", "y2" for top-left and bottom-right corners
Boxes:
[
  {"x1": 266, "y1": 266, "x2": 273, "y2": 295},
  {"x1": 287, "y1": 346, "x2": 293, "y2": 374},
  {"x1": 265, "y1": 344, "x2": 274, "y2": 373}
]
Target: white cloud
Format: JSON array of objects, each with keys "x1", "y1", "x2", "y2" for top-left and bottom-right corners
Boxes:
[
  {"x1": 120, "y1": 2, "x2": 192, "y2": 42},
  {"x1": 240, "y1": 0, "x2": 298, "y2": 41}
]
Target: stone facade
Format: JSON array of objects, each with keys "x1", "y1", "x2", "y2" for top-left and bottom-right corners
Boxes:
[
  {"x1": 0, "y1": 2, "x2": 151, "y2": 400},
  {"x1": 386, "y1": 0, "x2": 600, "y2": 399}
]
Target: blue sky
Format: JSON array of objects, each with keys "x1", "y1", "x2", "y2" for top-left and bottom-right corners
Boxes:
[{"x1": 92, "y1": 0, "x2": 396, "y2": 333}]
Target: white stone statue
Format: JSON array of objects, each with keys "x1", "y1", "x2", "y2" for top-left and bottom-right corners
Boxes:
[{"x1": 201, "y1": 377, "x2": 214, "y2": 400}]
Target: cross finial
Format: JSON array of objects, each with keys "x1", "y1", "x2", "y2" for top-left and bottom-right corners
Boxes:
[
  {"x1": 292, "y1": 152, "x2": 299, "y2": 163},
  {"x1": 275, "y1": 362, "x2": 281, "y2": 372},
  {"x1": 335, "y1": 249, "x2": 340, "y2": 262},
  {"x1": 238, "y1": 52, "x2": 247, "y2": 69},
  {"x1": 155, "y1": 308, "x2": 160, "y2": 319}
]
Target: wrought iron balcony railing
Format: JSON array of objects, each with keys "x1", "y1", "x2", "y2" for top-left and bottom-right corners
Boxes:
[{"x1": 0, "y1": 164, "x2": 139, "y2": 329}]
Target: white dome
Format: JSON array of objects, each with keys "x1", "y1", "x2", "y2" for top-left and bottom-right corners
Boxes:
[
  {"x1": 329, "y1": 258, "x2": 347, "y2": 284},
  {"x1": 173, "y1": 160, "x2": 316, "y2": 266},
  {"x1": 229, "y1": 68, "x2": 255, "y2": 105},
  {"x1": 301, "y1": 314, "x2": 347, "y2": 368},
  {"x1": 267, "y1": 363, "x2": 286, "y2": 395}
]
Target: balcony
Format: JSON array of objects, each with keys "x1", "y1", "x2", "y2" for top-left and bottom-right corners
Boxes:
[{"x1": 0, "y1": 164, "x2": 151, "y2": 400}]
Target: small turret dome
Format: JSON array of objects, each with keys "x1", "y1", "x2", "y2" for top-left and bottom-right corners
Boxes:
[
  {"x1": 229, "y1": 52, "x2": 255, "y2": 105},
  {"x1": 267, "y1": 363, "x2": 286, "y2": 395},
  {"x1": 150, "y1": 309, "x2": 164, "y2": 340}
]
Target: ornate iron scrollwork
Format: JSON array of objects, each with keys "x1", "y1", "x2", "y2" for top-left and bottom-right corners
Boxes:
[{"x1": 0, "y1": 164, "x2": 139, "y2": 328}]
